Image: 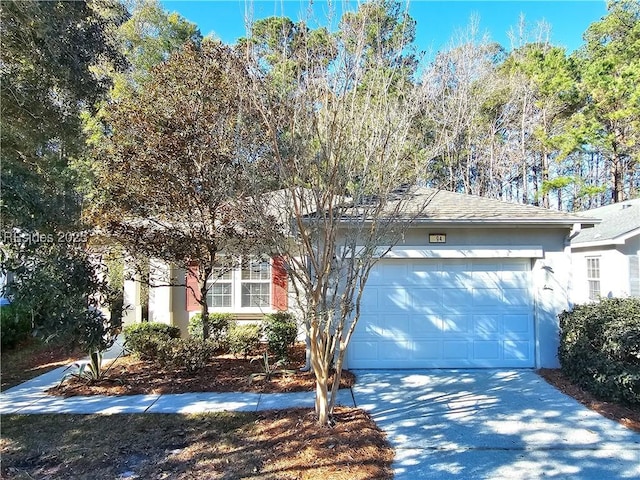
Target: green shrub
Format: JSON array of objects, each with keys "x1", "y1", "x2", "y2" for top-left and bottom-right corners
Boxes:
[
  {"x1": 0, "y1": 304, "x2": 31, "y2": 349},
  {"x1": 188, "y1": 313, "x2": 232, "y2": 344},
  {"x1": 157, "y1": 337, "x2": 215, "y2": 373},
  {"x1": 124, "y1": 322, "x2": 181, "y2": 360},
  {"x1": 227, "y1": 322, "x2": 262, "y2": 357},
  {"x1": 264, "y1": 312, "x2": 297, "y2": 360},
  {"x1": 558, "y1": 298, "x2": 640, "y2": 405}
]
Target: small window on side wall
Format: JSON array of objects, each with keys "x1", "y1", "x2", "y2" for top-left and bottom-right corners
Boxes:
[{"x1": 586, "y1": 257, "x2": 601, "y2": 301}]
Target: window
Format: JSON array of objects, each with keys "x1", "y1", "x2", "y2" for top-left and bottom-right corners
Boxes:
[
  {"x1": 241, "y1": 259, "x2": 271, "y2": 307},
  {"x1": 587, "y1": 257, "x2": 601, "y2": 301},
  {"x1": 207, "y1": 267, "x2": 232, "y2": 308},
  {"x1": 205, "y1": 258, "x2": 272, "y2": 310}
]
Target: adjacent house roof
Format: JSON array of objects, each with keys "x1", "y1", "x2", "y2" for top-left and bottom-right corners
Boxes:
[
  {"x1": 572, "y1": 198, "x2": 640, "y2": 246},
  {"x1": 363, "y1": 187, "x2": 597, "y2": 226}
]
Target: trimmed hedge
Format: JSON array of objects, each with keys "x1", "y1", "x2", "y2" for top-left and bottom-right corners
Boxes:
[
  {"x1": 188, "y1": 313, "x2": 232, "y2": 345},
  {"x1": 558, "y1": 298, "x2": 640, "y2": 405},
  {"x1": 227, "y1": 322, "x2": 262, "y2": 357},
  {"x1": 264, "y1": 312, "x2": 297, "y2": 360},
  {"x1": 124, "y1": 322, "x2": 181, "y2": 360},
  {"x1": 0, "y1": 304, "x2": 31, "y2": 349},
  {"x1": 157, "y1": 337, "x2": 216, "y2": 372}
]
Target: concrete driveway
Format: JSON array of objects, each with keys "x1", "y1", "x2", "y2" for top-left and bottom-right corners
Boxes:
[{"x1": 352, "y1": 370, "x2": 640, "y2": 480}]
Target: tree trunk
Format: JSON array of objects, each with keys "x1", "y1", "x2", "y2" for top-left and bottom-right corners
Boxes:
[
  {"x1": 328, "y1": 343, "x2": 347, "y2": 413},
  {"x1": 200, "y1": 281, "x2": 210, "y2": 340},
  {"x1": 611, "y1": 152, "x2": 624, "y2": 203},
  {"x1": 542, "y1": 151, "x2": 550, "y2": 208},
  {"x1": 311, "y1": 334, "x2": 330, "y2": 424}
]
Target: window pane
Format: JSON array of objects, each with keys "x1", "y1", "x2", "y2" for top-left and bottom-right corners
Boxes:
[
  {"x1": 241, "y1": 283, "x2": 270, "y2": 307},
  {"x1": 208, "y1": 282, "x2": 232, "y2": 308},
  {"x1": 586, "y1": 258, "x2": 600, "y2": 301},
  {"x1": 212, "y1": 267, "x2": 232, "y2": 281},
  {"x1": 242, "y1": 260, "x2": 270, "y2": 281},
  {"x1": 588, "y1": 280, "x2": 601, "y2": 301}
]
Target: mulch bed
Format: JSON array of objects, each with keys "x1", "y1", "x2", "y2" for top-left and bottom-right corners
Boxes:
[
  {"x1": 538, "y1": 368, "x2": 640, "y2": 433},
  {"x1": 48, "y1": 343, "x2": 356, "y2": 397}
]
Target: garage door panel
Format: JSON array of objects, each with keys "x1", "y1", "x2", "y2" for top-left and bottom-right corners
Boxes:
[
  {"x1": 441, "y1": 314, "x2": 472, "y2": 333},
  {"x1": 350, "y1": 340, "x2": 379, "y2": 361},
  {"x1": 472, "y1": 287, "x2": 503, "y2": 306},
  {"x1": 410, "y1": 288, "x2": 441, "y2": 307},
  {"x1": 379, "y1": 341, "x2": 411, "y2": 360},
  {"x1": 503, "y1": 288, "x2": 531, "y2": 306},
  {"x1": 504, "y1": 340, "x2": 533, "y2": 361},
  {"x1": 473, "y1": 314, "x2": 500, "y2": 335},
  {"x1": 410, "y1": 315, "x2": 443, "y2": 335},
  {"x1": 381, "y1": 315, "x2": 411, "y2": 340},
  {"x1": 474, "y1": 341, "x2": 500, "y2": 360},
  {"x1": 443, "y1": 341, "x2": 469, "y2": 359},
  {"x1": 355, "y1": 315, "x2": 382, "y2": 338},
  {"x1": 442, "y1": 288, "x2": 469, "y2": 306},
  {"x1": 379, "y1": 288, "x2": 409, "y2": 310},
  {"x1": 504, "y1": 314, "x2": 531, "y2": 334},
  {"x1": 369, "y1": 263, "x2": 407, "y2": 285},
  {"x1": 348, "y1": 258, "x2": 535, "y2": 369}
]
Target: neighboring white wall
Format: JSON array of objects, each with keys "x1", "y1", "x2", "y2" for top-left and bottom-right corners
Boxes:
[
  {"x1": 570, "y1": 235, "x2": 640, "y2": 305},
  {"x1": 533, "y1": 247, "x2": 572, "y2": 369}
]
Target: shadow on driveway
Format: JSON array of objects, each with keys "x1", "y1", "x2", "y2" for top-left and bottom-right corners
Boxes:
[{"x1": 352, "y1": 370, "x2": 640, "y2": 479}]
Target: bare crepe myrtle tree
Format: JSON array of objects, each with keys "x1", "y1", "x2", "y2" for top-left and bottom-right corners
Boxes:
[{"x1": 243, "y1": 1, "x2": 433, "y2": 425}]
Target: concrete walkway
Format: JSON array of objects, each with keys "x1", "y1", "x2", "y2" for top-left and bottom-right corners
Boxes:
[
  {"x1": 352, "y1": 370, "x2": 640, "y2": 480},
  {"x1": 0, "y1": 337, "x2": 355, "y2": 414}
]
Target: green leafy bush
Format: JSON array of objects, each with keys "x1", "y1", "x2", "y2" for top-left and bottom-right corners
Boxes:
[
  {"x1": 227, "y1": 322, "x2": 262, "y2": 357},
  {"x1": 0, "y1": 304, "x2": 31, "y2": 349},
  {"x1": 263, "y1": 312, "x2": 297, "y2": 360},
  {"x1": 558, "y1": 298, "x2": 640, "y2": 405},
  {"x1": 124, "y1": 322, "x2": 181, "y2": 360},
  {"x1": 157, "y1": 337, "x2": 215, "y2": 373},
  {"x1": 188, "y1": 313, "x2": 232, "y2": 344}
]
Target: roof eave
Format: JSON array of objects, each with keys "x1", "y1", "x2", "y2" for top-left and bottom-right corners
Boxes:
[{"x1": 572, "y1": 226, "x2": 640, "y2": 248}]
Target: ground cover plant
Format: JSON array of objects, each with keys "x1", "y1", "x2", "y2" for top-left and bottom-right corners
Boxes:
[{"x1": 0, "y1": 409, "x2": 393, "y2": 480}]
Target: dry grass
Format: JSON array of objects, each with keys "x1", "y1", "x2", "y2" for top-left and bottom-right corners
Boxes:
[
  {"x1": 1, "y1": 338, "x2": 83, "y2": 392},
  {"x1": 0, "y1": 409, "x2": 393, "y2": 480}
]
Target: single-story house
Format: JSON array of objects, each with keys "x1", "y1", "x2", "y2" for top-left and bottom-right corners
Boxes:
[
  {"x1": 570, "y1": 199, "x2": 640, "y2": 304},
  {"x1": 124, "y1": 188, "x2": 596, "y2": 369}
]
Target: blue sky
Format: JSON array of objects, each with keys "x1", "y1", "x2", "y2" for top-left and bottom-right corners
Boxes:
[{"x1": 161, "y1": 1, "x2": 608, "y2": 55}]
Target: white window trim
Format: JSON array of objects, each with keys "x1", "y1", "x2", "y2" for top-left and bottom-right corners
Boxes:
[
  {"x1": 207, "y1": 258, "x2": 274, "y2": 314},
  {"x1": 586, "y1": 256, "x2": 601, "y2": 301}
]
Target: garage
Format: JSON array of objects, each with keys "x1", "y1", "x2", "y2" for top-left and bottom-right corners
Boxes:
[{"x1": 347, "y1": 257, "x2": 535, "y2": 368}]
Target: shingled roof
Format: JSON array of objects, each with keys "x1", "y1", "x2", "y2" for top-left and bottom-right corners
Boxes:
[
  {"x1": 383, "y1": 187, "x2": 597, "y2": 226},
  {"x1": 572, "y1": 198, "x2": 640, "y2": 245}
]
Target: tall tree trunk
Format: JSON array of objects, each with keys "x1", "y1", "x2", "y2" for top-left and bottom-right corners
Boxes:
[
  {"x1": 310, "y1": 326, "x2": 330, "y2": 424},
  {"x1": 200, "y1": 281, "x2": 210, "y2": 340},
  {"x1": 611, "y1": 150, "x2": 624, "y2": 203},
  {"x1": 542, "y1": 150, "x2": 550, "y2": 208}
]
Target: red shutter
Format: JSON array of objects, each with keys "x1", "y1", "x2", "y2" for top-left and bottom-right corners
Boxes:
[
  {"x1": 186, "y1": 263, "x2": 201, "y2": 312},
  {"x1": 271, "y1": 256, "x2": 288, "y2": 311}
]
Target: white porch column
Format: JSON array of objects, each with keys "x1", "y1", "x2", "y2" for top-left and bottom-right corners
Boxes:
[
  {"x1": 122, "y1": 259, "x2": 142, "y2": 326},
  {"x1": 148, "y1": 258, "x2": 172, "y2": 326}
]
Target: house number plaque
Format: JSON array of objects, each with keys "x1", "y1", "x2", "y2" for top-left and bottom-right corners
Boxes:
[{"x1": 429, "y1": 233, "x2": 446, "y2": 244}]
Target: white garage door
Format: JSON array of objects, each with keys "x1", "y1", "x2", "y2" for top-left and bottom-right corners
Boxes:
[{"x1": 348, "y1": 258, "x2": 535, "y2": 368}]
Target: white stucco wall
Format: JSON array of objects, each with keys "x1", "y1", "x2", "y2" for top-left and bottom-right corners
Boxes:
[{"x1": 570, "y1": 235, "x2": 640, "y2": 304}]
